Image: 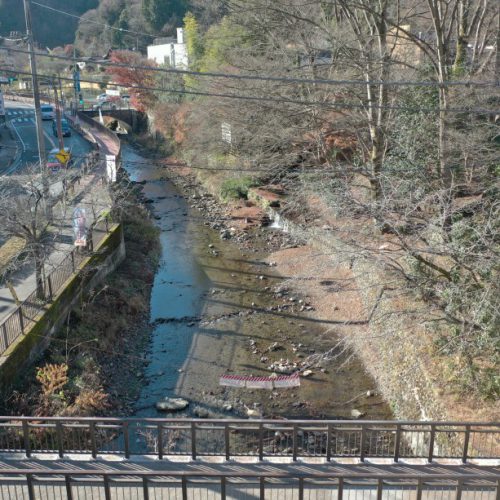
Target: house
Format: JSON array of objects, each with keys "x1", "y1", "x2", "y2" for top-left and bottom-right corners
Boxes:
[{"x1": 147, "y1": 28, "x2": 188, "y2": 69}]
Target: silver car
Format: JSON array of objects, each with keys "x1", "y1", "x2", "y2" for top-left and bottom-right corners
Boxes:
[{"x1": 41, "y1": 104, "x2": 54, "y2": 120}]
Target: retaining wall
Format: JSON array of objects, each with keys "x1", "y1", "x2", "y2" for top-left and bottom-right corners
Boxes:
[{"x1": 0, "y1": 224, "x2": 125, "y2": 391}]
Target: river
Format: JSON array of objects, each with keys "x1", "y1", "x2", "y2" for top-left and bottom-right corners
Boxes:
[{"x1": 122, "y1": 144, "x2": 391, "y2": 420}]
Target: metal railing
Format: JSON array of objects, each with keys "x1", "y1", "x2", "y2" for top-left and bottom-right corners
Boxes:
[
  {"x1": 0, "y1": 469, "x2": 498, "y2": 500},
  {"x1": 0, "y1": 418, "x2": 498, "y2": 463},
  {"x1": 0, "y1": 217, "x2": 112, "y2": 355}
]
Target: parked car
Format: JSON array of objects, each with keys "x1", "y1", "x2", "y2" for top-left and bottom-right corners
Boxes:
[
  {"x1": 96, "y1": 93, "x2": 109, "y2": 102},
  {"x1": 41, "y1": 104, "x2": 54, "y2": 120},
  {"x1": 52, "y1": 118, "x2": 71, "y2": 137}
]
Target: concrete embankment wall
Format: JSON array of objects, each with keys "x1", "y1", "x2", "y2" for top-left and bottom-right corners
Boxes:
[{"x1": 0, "y1": 224, "x2": 125, "y2": 391}]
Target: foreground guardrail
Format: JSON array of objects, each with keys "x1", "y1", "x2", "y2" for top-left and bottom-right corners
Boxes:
[
  {"x1": 0, "y1": 470, "x2": 498, "y2": 500},
  {"x1": 0, "y1": 418, "x2": 498, "y2": 463}
]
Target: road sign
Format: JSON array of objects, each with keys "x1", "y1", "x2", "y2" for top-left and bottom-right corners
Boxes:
[
  {"x1": 55, "y1": 149, "x2": 71, "y2": 164},
  {"x1": 106, "y1": 155, "x2": 117, "y2": 183},
  {"x1": 0, "y1": 91, "x2": 5, "y2": 116}
]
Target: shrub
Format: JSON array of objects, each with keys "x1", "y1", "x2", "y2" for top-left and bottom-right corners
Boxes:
[{"x1": 220, "y1": 177, "x2": 257, "y2": 201}]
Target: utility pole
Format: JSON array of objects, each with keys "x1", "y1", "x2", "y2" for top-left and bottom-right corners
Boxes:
[
  {"x1": 23, "y1": 0, "x2": 46, "y2": 167},
  {"x1": 52, "y1": 82, "x2": 64, "y2": 151},
  {"x1": 23, "y1": 0, "x2": 51, "y2": 218}
]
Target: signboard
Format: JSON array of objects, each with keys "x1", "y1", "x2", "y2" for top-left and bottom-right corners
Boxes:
[
  {"x1": 72, "y1": 207, "x2": 87, "y2": 247},
  {"x1": 219, "y1": 373, "x2": 300, "y2": 389},
  {"x1": 106, "y1": 155, "x2": 117, "y2": 183},
  {"x1": 221, "y1": 122, "x2": 232, "y2": 144},
  {"x1": 0, "y1": 91, "x2": 5, "y2": 116},
  {"x1": 55, "y1": 149, "x2": 71, "y2": 165}
]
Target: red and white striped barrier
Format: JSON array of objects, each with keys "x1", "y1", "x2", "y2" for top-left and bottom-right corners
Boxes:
[{"x1": 220, "y1": 372, "x2": 300, "y2": 389}]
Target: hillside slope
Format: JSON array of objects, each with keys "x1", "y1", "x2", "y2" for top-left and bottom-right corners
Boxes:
[{"x1": 0, "y1": 0, "x2": 97, "y2": 48}]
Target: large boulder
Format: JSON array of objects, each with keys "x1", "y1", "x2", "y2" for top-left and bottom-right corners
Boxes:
[{"x1": 156, "y1": 397, "x2": 189, "y2": 412}]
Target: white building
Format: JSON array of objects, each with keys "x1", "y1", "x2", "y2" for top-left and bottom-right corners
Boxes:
[{"x1": 147, "y1": 28, "x2": 188, "y2": 68}]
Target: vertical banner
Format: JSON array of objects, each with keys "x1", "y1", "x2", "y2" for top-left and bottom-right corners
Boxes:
[
  {"x1": 221, "y1": 122, "x2": 232, "y2": 144},
  {"x1": 73, "y1": 207, "x2": 87, "y2": 247},
  {"x1": 0, "y1": 91, "x2": 5, "y2": 116},
  {"x1": 106, "y1": 155, "x2": 117, "y2": 183}
]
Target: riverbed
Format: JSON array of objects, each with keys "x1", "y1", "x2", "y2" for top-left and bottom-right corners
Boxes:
[{"x1": 122, "y1": 144, "x2": 391, "y2": 420}]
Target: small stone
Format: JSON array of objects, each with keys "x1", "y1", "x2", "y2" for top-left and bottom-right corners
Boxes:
[
  {"x1": 366, "y1": 390, "x2": 375, "y2": 397},
  {"x1": 302, "y1": 370, "x2": 313, "y2": 377},
  {"x1": 351, "y1": 409, "x2": 365, "y2": 419}
]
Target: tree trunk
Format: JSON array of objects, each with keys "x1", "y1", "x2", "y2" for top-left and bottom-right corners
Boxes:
[{"x1": 453, "y1": 0, "x2": 469, "y2": 75}]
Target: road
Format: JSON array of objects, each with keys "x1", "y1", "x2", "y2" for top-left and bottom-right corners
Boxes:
[
  {"x1": 0, "y1": 101, "x2": 110, "y2": 331},
  {"x1": 1, "y1": 100, "x2": 92, "y2": 175}
]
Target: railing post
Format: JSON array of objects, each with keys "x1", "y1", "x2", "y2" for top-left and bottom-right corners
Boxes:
[
  {"x1": 338, "y1": 478, "x2": 344, "y2": 500},
  {"x1": 56, "y1": 420, "x2": 64, "y2": 458},
  {"x1": 65, "y1": 475, "x2": 73, "y2": 500},
  {"x1": 71, "y1": 251, "x2": 75, "y2": 272},
  {"x1": 123, "y1": 421, "x2": 130, "y2": 459},
  {"x1": 360, "y1": 425, "x2": 366, "y2": 462},
  {"x1": 182, "y1": 476, "x2": 188, "y2": 500},
  {"x1": 191, "y1": 421, "x2": 197, "y2": 460},
  {"x1": 377, "y1": 478, "x2": 383, "y2": 500},
  {"x1": 157, "y1": 423, "x2": 163, "y2": 460},
  {"x1": 221, "y1": 476, "x2": 226, "y2": 500},
  {"x1": 47, "y1": 275, "x2": 53, "y2": 301},
  {"x1": 89, "y1": 421, "x2": 97, "y2": 458},
  {"x1": 18, "y1": 307, "x2": 25, "y2": 333},
  {"x1": 26, "y1": 473, "x2": 35, "y2": 500},
  {"x1": 416, "y1": 478, "x2": 423, "y2": 500},
  {"x1": 326, "y1": 423, "x2": 332, "y2": 461},
  {"x1": 299, "y1": 477, "x2": 304, "y2": 500},
  {"x1": 258, "y1": 423, "x2": 264, "y2": 461},
  {"x1": 292, "y1": 424, "x2": 298, "y2": 461},
  {"x1": 428, "y1": 425, "x2": 436, "y2": 463},
  {"x1": 103, "y1": 474, "x2": 111, "y2": 500},
  {"x1": 22, "y1": 420, "x2": 31, "y2": 458},
  {"x1": 394, "y1": 424, "x2": 401, "y2": 462},
  {"x1": 456, "y1": 479, "x2": 463, "y2": 500},
  {"x1": 2, "y1": 323, "x2": 8, "y2": 351},
  {"x1": 260, "y1": 476, "x2": 265, "y2": 500},
  {"x1": 462, "y1": 425, "x2": 470, "y2": 464},
  {"x1": 142, "y1": 478, "x2": 149, "y2": 500},
  {"x1": 224, "y1": 423, "x2": 230, "y2": 461}
]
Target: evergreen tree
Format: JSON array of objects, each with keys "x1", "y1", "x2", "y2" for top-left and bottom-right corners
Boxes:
[{"x1": 142, "y1": 0, "x2": 187, "y2": 32}]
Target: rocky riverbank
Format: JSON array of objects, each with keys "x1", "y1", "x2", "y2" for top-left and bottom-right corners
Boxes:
[{"x1": 122, "y1": 142, "x2": 392, "y2": 421}]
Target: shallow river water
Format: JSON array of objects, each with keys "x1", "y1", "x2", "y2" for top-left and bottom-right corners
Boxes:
[{"x1": 122, "y1": 144, "x2": 392, "y2": 421}]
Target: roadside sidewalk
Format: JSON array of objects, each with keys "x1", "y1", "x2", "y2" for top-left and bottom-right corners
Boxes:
[{"x1": 0, "y1": 117, "x2": 117, "y2": 327}]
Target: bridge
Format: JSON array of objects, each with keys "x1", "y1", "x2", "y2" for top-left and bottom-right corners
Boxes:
[{"x1": 0, "y1": 417, "x2": 498, "y2": 499}]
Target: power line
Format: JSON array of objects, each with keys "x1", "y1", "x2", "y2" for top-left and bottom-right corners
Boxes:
[
  {"x1": 31, "y1": 0, "x2": 157, "y2": 39},
  {"x1": 2, "y1": 68, "x2": 499, "y2": 115},
  {"x1": 1, "y1": 45, "x2": 499, "y2": 90}
]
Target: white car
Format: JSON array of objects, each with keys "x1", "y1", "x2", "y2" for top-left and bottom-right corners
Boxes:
[
  {"x1": 96, "y1": 93, "x2": 109, "y2": 102},
  {"x1": 41, "y1": 104, "x2": 54, "y2": 120}
]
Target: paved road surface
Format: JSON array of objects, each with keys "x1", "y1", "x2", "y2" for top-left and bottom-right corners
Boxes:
[{"x1": 1, "y1": 100, "x2": 91, "y2": 175}]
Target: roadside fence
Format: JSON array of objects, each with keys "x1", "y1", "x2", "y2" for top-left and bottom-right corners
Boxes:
[{"x1": 0, "y1": 216, "x2": 112, "y2": 356}]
